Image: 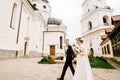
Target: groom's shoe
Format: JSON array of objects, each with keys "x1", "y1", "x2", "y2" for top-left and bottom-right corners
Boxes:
[
  {"x1": 57, "y1": 78, "x2": 63, "y2": 80},
  {"x1": 57, "y1": 78, "x2": 61, "y2": 80}
]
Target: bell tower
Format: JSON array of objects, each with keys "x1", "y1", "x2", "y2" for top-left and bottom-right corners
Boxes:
[
  {"x1": 82, "y1": 0, "x2": 107, "y2": 14},
  {"x1": 80, "y1": 0, "x2": 114, "y2": 56}
]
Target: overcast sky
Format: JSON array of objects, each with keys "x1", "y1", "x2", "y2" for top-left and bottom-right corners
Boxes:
[{"x1": 49, "y1": 0, "x2": 120, "y2": 44}]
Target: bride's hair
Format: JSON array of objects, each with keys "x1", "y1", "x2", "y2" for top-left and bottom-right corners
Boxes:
[{"x1": 76, "y1": 38, "x2": 83, "y2": 43}]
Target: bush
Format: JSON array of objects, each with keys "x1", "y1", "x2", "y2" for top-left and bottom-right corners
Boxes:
[
  {"x1": 54, "y1": 56, "x2": 64, "y2": 60},
  {"x1": 88, "y1": 51, "x2": 94, "y2": 62},
  {"x1": 59, "y1": 56, "x2": 64, "y2": 60},
  {"x1": 38, "y1": 56, "x2": 56, "y2": 64},
  {"x1": 49, "y1": 57, "x2": 56, "y2": 64}
]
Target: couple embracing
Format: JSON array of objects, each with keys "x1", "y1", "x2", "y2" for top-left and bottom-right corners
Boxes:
[{"x1": 57, "y1": 38, "x2": 93, "y2": 80}]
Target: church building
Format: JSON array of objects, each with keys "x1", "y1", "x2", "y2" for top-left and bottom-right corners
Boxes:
[
  {"x1": 43, "y1": 18, "x2": 67, "y2": 56},
  {"x1": 80, "y1": 0, "x2": 114, "y2": 56},
  {"x1": 0, "y1": 0, "x2": 67, "y2": 58}
]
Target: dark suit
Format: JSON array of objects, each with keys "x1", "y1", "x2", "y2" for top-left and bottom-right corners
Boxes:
[{"x1": 59, "y1": 45, "x2": 75, "y2": 80}]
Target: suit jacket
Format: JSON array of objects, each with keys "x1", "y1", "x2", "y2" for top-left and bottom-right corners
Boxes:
[{"x1": 66, "y1": 45, "x2": 75, "y2": 61}]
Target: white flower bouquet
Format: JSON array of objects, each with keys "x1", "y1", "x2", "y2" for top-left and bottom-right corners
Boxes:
[{"x1": 73, "y1": 45, "x2": 84, "y2": 54}]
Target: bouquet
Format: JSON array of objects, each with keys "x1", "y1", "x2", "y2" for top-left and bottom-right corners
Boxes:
[{"x1": 73, "y1": 45, "x2": 83, "y2": 54}]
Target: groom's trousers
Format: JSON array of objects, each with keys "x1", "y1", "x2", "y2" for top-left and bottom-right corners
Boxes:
[{"x1": 60, "y1": 60, "x2": 75, "y2": 80}]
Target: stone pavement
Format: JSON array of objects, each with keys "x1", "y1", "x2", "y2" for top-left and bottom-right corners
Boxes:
[{"x1": 0, "y1": 58, "x2": 120, "y2": 80}]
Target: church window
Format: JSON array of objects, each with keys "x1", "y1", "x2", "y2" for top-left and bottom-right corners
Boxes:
[
  {"x1": 43, "y1": 5, "x2": 46, "y2": 9},
  {"x1": 60, "y1": 36, "x2": 63, "y2": 49},
  {"x1": 95, "y1": 5, "x2": 98, "y2": 9},
  {"x1": 10, "y1": 3, "x2": 17, "y2": 29},
  {"x1": 102, "y1": 47, "x2": 104, "y2": 55},
  {"x1": 107, "y1": 44, "x2": 110, "y2": 54},
  {"x1": 88, "y1": 9, "x2": 90, "y2": 12},
  {"x1": 32, "y1": 4, "x2": 38, "y2": 10},
  {"x1": 103, "y1": 16, "x2": 109, "y2": 25},
  {"x1": 90, "y1": 48, "x2": 94, "y2": 54},
  {"x1": 88, "y1": 21, "x2": 92, "y2": 30}
]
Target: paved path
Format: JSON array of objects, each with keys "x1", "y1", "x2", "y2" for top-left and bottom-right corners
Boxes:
[{"x1": 0, "y1": 58, "x2": 120, "y2": 80}]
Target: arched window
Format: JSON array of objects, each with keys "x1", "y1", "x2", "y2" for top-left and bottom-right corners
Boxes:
[
  {"x1": 88, "y1": 21, "x2": 92, "y2": 30},
  {"x1": 43, "y1": 5, "x2": 47, "y2": 9},
  {"x1": 88, "y1": 9, "x2": 90, "y2": 12},
  {"x1": 102, "y1": 47, "x2": 104, "y2": 55},
  {"x1": 95, "y1": 5, "x2": 98, "y2": 9},
  {"x1": 103, "y1": 17, "x2": 107, "y2": 23},
  {"x1": 60, "y1": 36, "x2": 63, "y2": 49},
  {"x1": 10, "y1": 3, "x2": 18, "y2": 29},
  {"x1": 103, "y1": 16, "x2": 109, "y2": 25},
  {"x1": 107, "y1": 44, "x2": 110, "y2": 54},
  {"x1": 90, "y1": 48, "x2": 94, "y2": 54}
]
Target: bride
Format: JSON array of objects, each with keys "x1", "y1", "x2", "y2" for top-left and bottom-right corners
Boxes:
[{"x1": 73, "y1": 38, "x2": 93, "y2": 80}]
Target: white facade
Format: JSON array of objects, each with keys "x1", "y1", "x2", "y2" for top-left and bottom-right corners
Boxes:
[
  {"x1": 43, "y1": 18, "x2": 67, "y2": 56},
  {"x1": 80, "y1": 0, "x2": 114, "y2": 56},
  {"x1": 0, "y1": 0, "x2": 51, "y2": 58}
]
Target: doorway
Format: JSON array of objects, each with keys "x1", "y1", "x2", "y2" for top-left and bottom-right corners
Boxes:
[
  {"x1": 50, "y1": 45, "x2": 55, "y2": 56},
  {"x1": 24, "y1": 41, "x2": 27, "y2": 56}
]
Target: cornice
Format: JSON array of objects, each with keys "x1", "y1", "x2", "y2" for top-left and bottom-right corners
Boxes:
[
  {"x1": 21, "y1": 0, "x2": 47, "y2": 27},
  {"x1": 81, "y1": 0, "x2": 89, "y2": 6},
  {"x1": 81, "y1": 8, "x2": 113, "y2": 22}
]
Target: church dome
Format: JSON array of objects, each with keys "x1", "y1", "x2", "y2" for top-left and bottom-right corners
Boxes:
[{"x1": 47, "y1": 18, "x2": 62, "y2": 25}]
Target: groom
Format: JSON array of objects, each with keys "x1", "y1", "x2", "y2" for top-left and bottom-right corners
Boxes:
[{"x1": 57, "y1": 39, "x2": 75, "y2": 80}]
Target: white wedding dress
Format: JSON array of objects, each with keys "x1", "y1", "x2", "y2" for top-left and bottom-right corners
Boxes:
[{"x1": 73, "y1": 45, "x2": 93, "y2": 80}]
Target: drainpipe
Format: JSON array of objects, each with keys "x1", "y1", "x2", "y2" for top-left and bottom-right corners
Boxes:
[
  {"x1": 16, "y1": 2, "x2": 23, "y2": 44},
  {"x1": 16, "y1": 2, "x2": 23, "y2": 58}
]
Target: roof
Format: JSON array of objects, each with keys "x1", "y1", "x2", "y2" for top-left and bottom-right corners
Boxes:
[
  {"x1": 105, "y1": 28, "x2": 114, "y2": 33},
  {"x1": 112, "y1": 15, "x2": 120, "y2": 21},
  {"x1": 101, "y1": 35, "x2": 108, "y2": 40},
  {"x1": 47, "y1": 18, "x2": 62, "y2": 25},
  {"x1": 109, "y1": 22, "x2": 120, "y2": 38},
  {"x1": 27, "y1": 0, "x2": 38, "y2": 10}
]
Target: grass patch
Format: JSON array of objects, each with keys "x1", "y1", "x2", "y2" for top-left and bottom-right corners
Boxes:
[{"x1": 90, "y1": 57, "x2": 115, "y2": 69}]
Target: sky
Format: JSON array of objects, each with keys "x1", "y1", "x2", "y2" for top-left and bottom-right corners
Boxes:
[{"x1": 49, "y1": 0, "x2": 120, "y2": 44}]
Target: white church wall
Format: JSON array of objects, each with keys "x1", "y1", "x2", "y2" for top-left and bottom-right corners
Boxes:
[
  {"x1": 48, "y1": 25, "x2": 66, "y2": 32},
  {"x1": 25, "y1": 17, "x2": 45, "y2": 56},
  {"x1": 0, "y1": 0, "x2": 49, "y2": 58},
  {"x1": 0, "y1": 0, "x2": 22, "y2": 58},
  {"x1": 17, "y1": 0, "x2": 49, "y2": 57},
  {"x1": 81, "y1": 9, "x2": 113, "y2": 34},
  {"x1": 0, "y1": 0, "x2": 20, "y2": 50},
  {"x1": 43, "y1": 32, "x2": 65, "y2": 56},
  {"x1": 82, "y1": 30, "x2": 104, "y2": 56}
]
